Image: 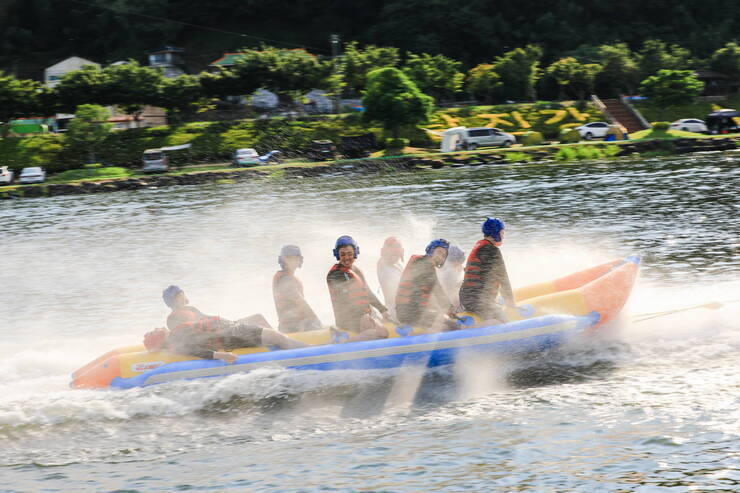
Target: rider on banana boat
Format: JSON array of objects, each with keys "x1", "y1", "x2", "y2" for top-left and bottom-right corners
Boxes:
[
  {"x1": 146, "y1": 285, "x2": 307, "y2": 364},
  {"x1": 376, "y1": 236, "x2": 405, "y2": 318},
  {"x1": 327, "y1": 235, "x2": 394, "y2": 342},
  {"x1": 273, "y1": 244, "x2": 322, "y2": 333},
  {"x1": 437, "y1": 244, "x2": 465, "y2": 309},
  {"x1": 459, "y1": 218, "x2": 516, "y2": 325},
  {"x1": 163, "y1": 285, "x2": 272, "y2": 331},
  {"x1": 395, "y1": 239, "x2": 458, "y2": 332}
]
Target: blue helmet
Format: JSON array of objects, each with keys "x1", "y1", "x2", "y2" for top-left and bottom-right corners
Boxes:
[
  {"x1": 425, "y1": 238, "x2": 450, "y2": 257},
  {"x1": 448, "y1": 245, "x2": 465, "y2": 264},
  {"x1": 333, "y1": 235, "x2": 359, "y2": 260},
  {"x1": 482, "y1": 217, "x2": 505, "y2": 242},
  {"x1": 278, "y1": 244, "x2": 303, "y2": 269},
  {"x1": 162, "y1": 285, "x2": 183, "y2": 308}
]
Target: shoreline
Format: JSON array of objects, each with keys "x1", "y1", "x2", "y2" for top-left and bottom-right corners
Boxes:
[{"x1": 2, "y1": 136, "x2": 738, "y2": 200}]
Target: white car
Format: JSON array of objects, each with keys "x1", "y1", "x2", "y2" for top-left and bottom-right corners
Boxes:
[
  {"x1": 575, "y1": 122, "x2": 610, "y2": 140},
  {"x1": 233, "y1": 148, "x2": 260, "y2": 166},
  {"x1": 459, "y1": 127, "x2": 516, "y2": 150},
  {"x1": 0, "y1": 166, "x2": 13, "y2": 185},
  {"x1": 669, "y1": 119, "x2": 707, "y2": 133},
  {"x1": 18, "y1": 167, "x2": 46, "y2": 184}
]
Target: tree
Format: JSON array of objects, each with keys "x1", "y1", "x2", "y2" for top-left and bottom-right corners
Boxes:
[
  {"x1": 639, "y1": 69, "x2": 704, "y2": 106},
  {"x1": 637, "y1": 39, "x2": 693, "y2": 79},
  {"x1": 65, "y1": 104, "x2": 112, "y2": 163},
  {"x1": 546, "y1": 57, "x2": 579, "y2": 100},
  {"x1": 570, "y1": 63, "x2": 602, "y2": 101},
  {"x1": 491, "y1": 45, "x2": 543, "y2": 101},
  {"x1": 402, "y1": 52, "x2": 464, "y2": 101},
  {"x1": 0, "y1": 72, "x2": 50, "y2": 137},
  {"x1": 341, "y1": 42, "x2": 400, "y2": 96},
  {"x1": 595, "y1": 43, "x2": 640, "y2": 96},
  {"x1": 55, "y1": 65, "x2": 108, "y2": 113},
  {"x1": 545, "y1": 57, "x2": 602, "y2": 100},
  {"x1": 101, "y1": 61, "x2": 164, "y2": 122},
  {"x1": 362, "y1": 67, "x2": 433, "y2": 138},
  {"x1": 466, "y1": 64, "x2": 501, "y2": 104},
  {"x1": 229, "y1": 46, "x2": 332, "y2": 109},
  {"x1": 199, "y1": 68, "x2": 257, "y2": 100},
  {"x1": 709, "y1": 42, "x2": 740, "y2": 78},
  {"x1": 157, "y1": 74, "x2": 212, "y2": 123}
]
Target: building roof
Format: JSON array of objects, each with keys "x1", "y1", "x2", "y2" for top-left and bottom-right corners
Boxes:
[
  {"x1": 46, "y1": 56, "x2": 100, "y2": 72},
  {"x1": 147, "y1": 46, "x2": 185, "y2": 54}
]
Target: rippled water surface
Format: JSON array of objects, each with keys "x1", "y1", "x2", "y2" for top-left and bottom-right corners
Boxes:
[{"x1": 1, "y1": 153, "x2": 739, "y2": 492}]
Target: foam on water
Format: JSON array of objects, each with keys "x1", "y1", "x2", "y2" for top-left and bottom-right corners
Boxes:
[{"x1": 1, "y1": 154, "x2": 738, "y2": 490}]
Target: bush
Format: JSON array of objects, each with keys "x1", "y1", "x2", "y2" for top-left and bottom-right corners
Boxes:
[
  {"x1": 385, "y1": 137, "x2": 409, "y2": 149},
  {"x1": 575, "y1": 145, "x2": 602, "y2": 159},
  {"x1": 0, "y1": 134, "x2": 67, "y2": 173},
  {"x1": 639, "y1": 70, "x2": 704, "y2": 106},
  {"x1": 519, "y1": 131, "x2": 544, "y2": 146},
  {"x1": 504, "y1": 151, "x2": 533, "y2": 162},
  {"x1": 559, "y1": 128, "x2": 581, "y2": 143},
  {"x1": 652, "y1": 121, "x2": 670, "y2": 130},
  {"x1": 534, "y1": 101, "x2": 564, "y2": 110},
  {"x1": 603, "y1": 144, "x2": 621, "y2": 157},
  {"x1": 554, "y1": 147, "x2": 577, "y2": 160}
]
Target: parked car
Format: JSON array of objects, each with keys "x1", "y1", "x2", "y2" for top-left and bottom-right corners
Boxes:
[
  {"x1": 142, "y1": 148, "x2": 169, "y2": 173},
  {"x1": 232, "y1": 148, "x2": 260, "y2": 167},
  {"x1": 705, "y1": 109, "x2": 740, "y2": 134},
  {"x1": 458, "y1": 127, "x2": 516, "y2": 150},
  {"x1": 670, "y1": 119, "x2": 707, "y2": 133},
  {"x1": 575, "y1": 122, "x2": 610, "y2": 140},
  {"x1": 18, "y1": 167, "x2": 46, "y2": 184},
  {"x1": 308, "y1": 140, "x2": 337, "y2": 161},
  {"x1": 0, "y1": 166, "x2": 14, "y2": 185}
]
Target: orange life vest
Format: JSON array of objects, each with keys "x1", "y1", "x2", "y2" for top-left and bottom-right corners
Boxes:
[
  {"x1": 460, "y1": 239, "x2": 502, "y2": 315},
  {"x1": 327, "y1": 263, "x2": 371, "y2": 330}
]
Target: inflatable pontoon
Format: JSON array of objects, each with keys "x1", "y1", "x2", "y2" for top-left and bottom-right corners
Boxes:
[{"x1": 71, "y1": 256, "x2": 639, "y2": 389}]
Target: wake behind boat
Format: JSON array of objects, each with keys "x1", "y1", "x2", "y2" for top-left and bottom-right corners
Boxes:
[{"x1": 71, "y1": 256, "x2": 639, "y2": 389}]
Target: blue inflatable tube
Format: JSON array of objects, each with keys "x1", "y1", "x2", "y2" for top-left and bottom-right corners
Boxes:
[{"x1": 111, "y1": 312, "x2": 600, "y2": 389}]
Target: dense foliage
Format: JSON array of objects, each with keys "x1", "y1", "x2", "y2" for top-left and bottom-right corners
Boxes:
[
  {"x1": 639, "y1": 70, "x2": 705, "y2": 106},
  {"x1": 2, "y1": 0, "x2": 738, "y2": 76},
  {"x1": 362, "y1": 68, "x2": 434, "y2": 138},
  {"x1": 65, "y1": 104, "x2": 112, "y2": 163}
]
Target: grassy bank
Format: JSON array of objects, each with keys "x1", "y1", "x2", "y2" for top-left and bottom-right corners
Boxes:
[
  {"x1": 2, "y1": 135, "x2": 737, "y2": 199},
  {"x1": 2, "y1": 96, "x2": 738, "y2": 188},
  {"x1": 633, "y1": 94, "x2": 740, "y2": 123},
  {"x1": 0, "y1": 101, "x2": 605, "y2": 175}
]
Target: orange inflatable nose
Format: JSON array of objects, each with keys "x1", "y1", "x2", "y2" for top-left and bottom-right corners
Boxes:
[{"x1": 70, "y1": 355, "x2": 121, "y2": 389}]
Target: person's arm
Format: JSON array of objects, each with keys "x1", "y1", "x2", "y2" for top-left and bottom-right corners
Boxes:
[
  {"x1": 432, "y1": 277, "x2": 454, "y2": 313},
  {"x1": 277, "y1": 275, "x2": 321, "y2": 322},
  {"x1": 354, "y1": 266, "x2": 388, "y2": 314},
  {"x1": 490, "y1": 248, "x2": 515, "y2": 306}
]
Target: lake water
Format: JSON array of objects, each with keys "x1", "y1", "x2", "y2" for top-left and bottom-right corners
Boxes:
[{"x1": 1, "y1": 152, "x2": 739, "y2": 492}]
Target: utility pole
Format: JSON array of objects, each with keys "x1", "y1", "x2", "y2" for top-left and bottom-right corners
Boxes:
[{"x1": 330, "y1": 34, "x2": 341, "y2": 114}]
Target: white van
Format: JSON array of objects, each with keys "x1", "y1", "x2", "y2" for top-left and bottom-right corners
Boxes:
[
  {"x1": 440, "y1": 126, "x2": 516, "y2": 152},
  {"x1": 141, "y1": 144, "x2": 191, "y2": 173},
  {"x1": 142, "y1": 149, "x2": 169, "y2": 173}
]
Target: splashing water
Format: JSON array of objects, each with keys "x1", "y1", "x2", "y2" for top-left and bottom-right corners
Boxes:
[{"x1": 0, "y1": 152, "x2": 738, "y2": 490}]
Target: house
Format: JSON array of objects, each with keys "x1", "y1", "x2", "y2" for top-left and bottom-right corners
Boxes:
[
  {"x1": 147, "y1": 46, "x2": 186, "y2": 78},
  {"x1": 695, "y1": 70, "x2": 740, "y2": 96},
  {"x1": 44, "y1": 56, "x2": 100, "y2": 87}
]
